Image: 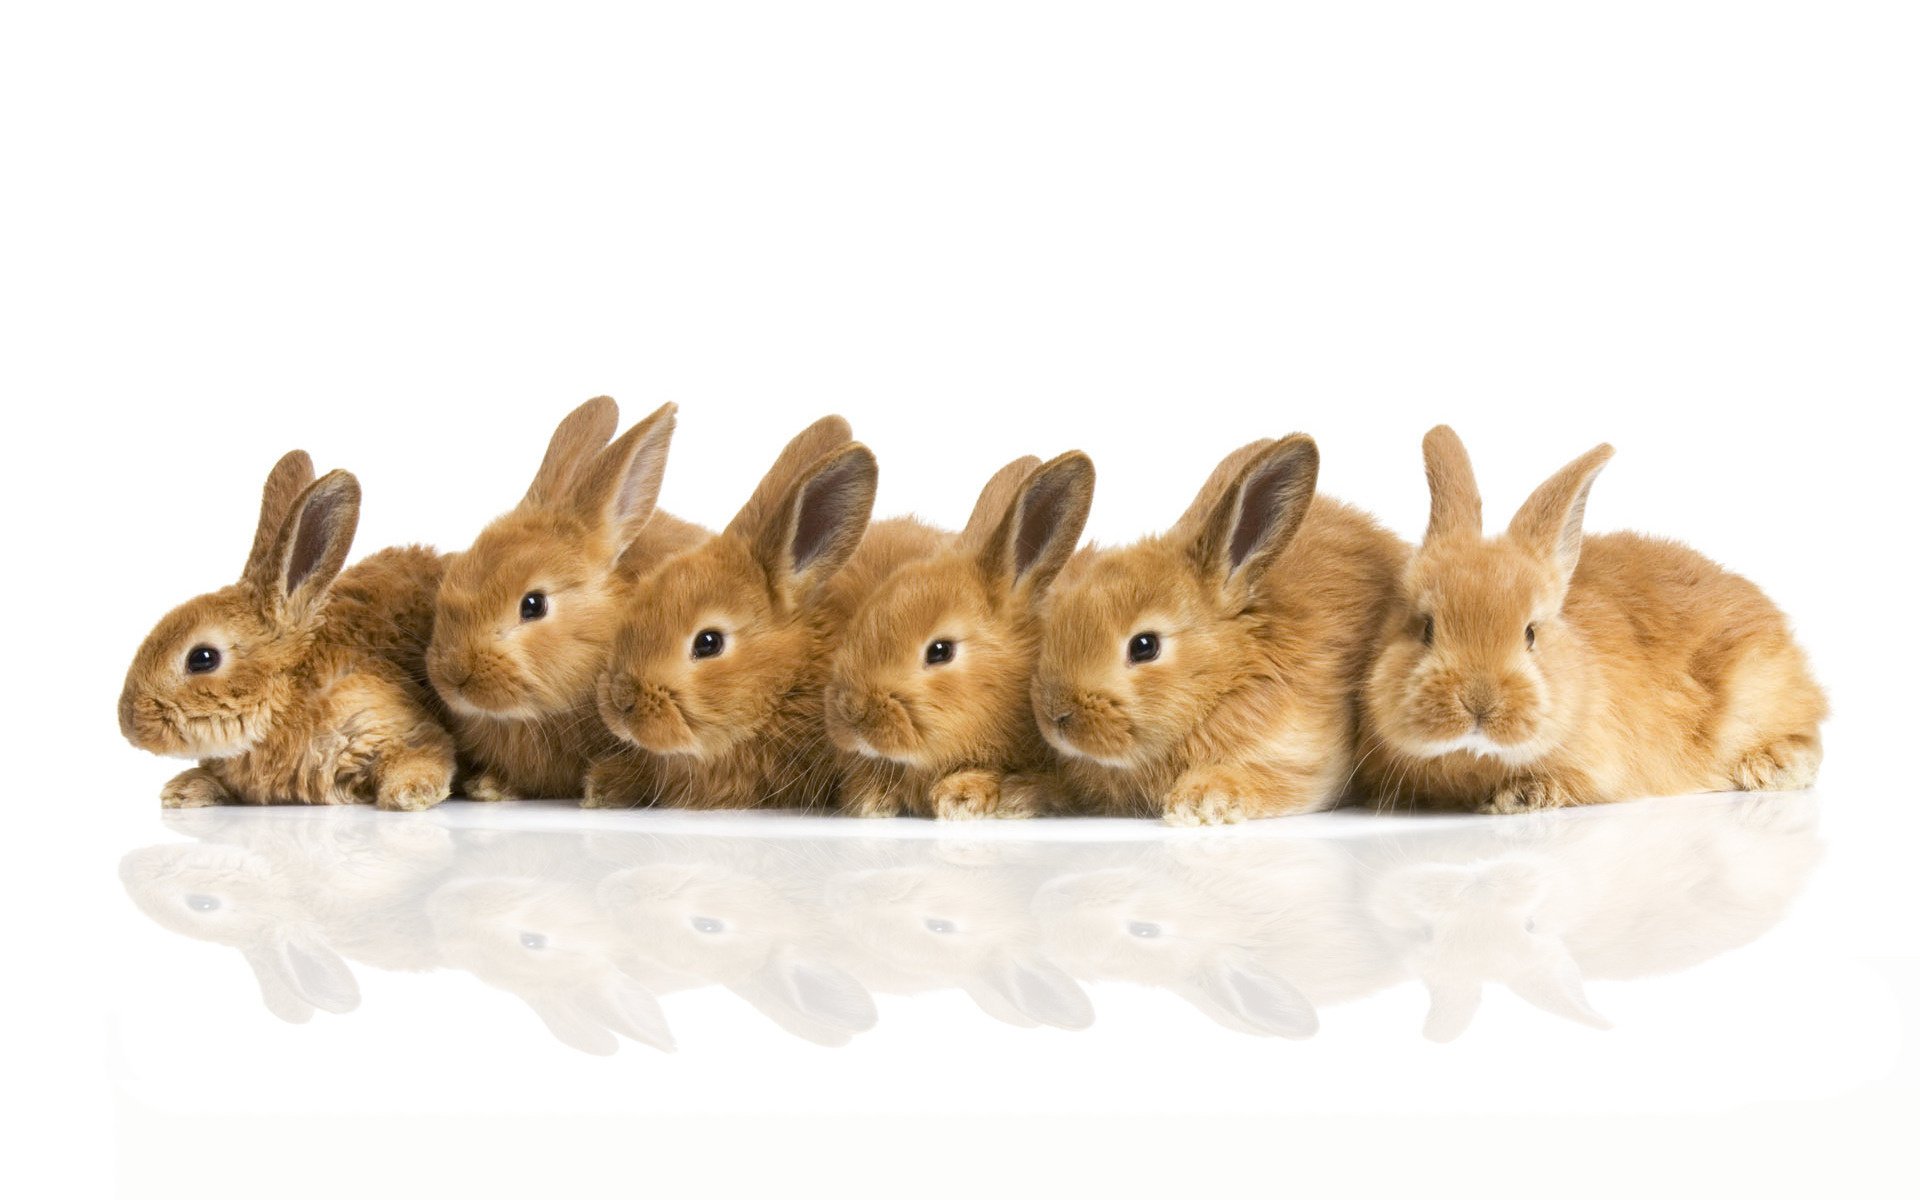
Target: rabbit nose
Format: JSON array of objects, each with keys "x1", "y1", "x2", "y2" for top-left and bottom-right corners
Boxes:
[
  {"x1": 1052, "y1": 710, "x2": 1075, "y2": 729},
  {"x1": 1461, "y1": 681, "x2": 1498, "y2": 723},
  {"x1": 604, "y1": 672, "x2": 639, "y2": 715}
]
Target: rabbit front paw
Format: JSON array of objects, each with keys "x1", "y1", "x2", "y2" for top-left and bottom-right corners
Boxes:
[
  {"x1": 1483, "y1": 776, "x2": 1574, "y2": 815},
  {"x1": 161, "y1": 767, "x2": 232, "y2": 808},
  {"x1": 932, "y1": 770, "x2": 1029, "y2": 820},
  {"x1": 1164, "y1": 770, "x2": 1249, "y2": 826}
]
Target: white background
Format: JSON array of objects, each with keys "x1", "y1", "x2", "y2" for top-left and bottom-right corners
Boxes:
[{"x1": 2, "y1": 2, "x2": 1915, "y2": 1197}]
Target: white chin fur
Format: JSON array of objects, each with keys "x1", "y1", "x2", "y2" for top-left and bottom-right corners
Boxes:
[
  {"x1": 1410, "y1": 731, "x2": 1548, "y2": 766},
  {"x1": 849, "y1": 736, "x2": 919, "y2": 767},
  {"x1": 1045, "y1": 735, "x2": 1132, "y2": 770}
]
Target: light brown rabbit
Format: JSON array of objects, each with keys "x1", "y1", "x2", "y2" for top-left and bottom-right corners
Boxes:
[
  {"x1": 825, "y1": 452, "x2": 1095, "y2": 819},
  {"x1": 1358, "y1": 426, "x2": 1827, "y2": 813},
  {"x1": 1032, "y1": 436, "x2": 1407, "y2": 824},
  {"x1": 426, "y1": 398, "x2": 704, "y2": 800},
  {"x1": 118, "y1": 453, "x2": 457, "y2": 809},
  {"x1": 589, "y1": 417, "x2": 947, "y2": 811}
]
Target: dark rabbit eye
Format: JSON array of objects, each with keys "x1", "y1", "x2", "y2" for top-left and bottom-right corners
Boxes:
[
  {"x1": 924, "y1": 639, "x2": 955, "y2": 666},
  {"x1": 692, "y1": 629, "x2": 724, "y2": 659},
  {"x1": 691, "y1": 916, "x2": 725, "y2": 934},
  {"x1": 519, "y1": 592, "x2": 549, "y2": 621},
  {"x1": 1127, "y1": 632, "x2": 1160, "y2": 664},
  {"x1": 1421, "y1": 615, "x2": 1435, "y2": 646},
  {"x1": 924, "y1": 917, "x2": 957, "y2": 935},
  {"x1": 184, "y1": 893, "x2": 221, "y2": 912},
  {"x1": 185, "y1": 646, "x2": 221, "y2": 674},
  {"x1": 1525, "y1": 623, "x2": 1537, "y2": 650},
  {"x1": 1128, "y1": 921, "x2": 1162, "y2": 939},
  {"x1": 519, "y1": 931, "x2": 548, "y2": 950}
]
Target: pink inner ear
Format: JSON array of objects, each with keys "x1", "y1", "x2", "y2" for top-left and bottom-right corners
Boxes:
[
  {"x1": 1014, "y1": 471, "x2": 1075, "y2": 579},
  {"x1": 791, "y1": 457, "x2": 869, "y2": 573},
  {"x1": 1229, "y1": 454, "x2": 1312, "y2": 571},
  {"x1": 286, "y1": 492, "x2": 346, "y2": 592}
]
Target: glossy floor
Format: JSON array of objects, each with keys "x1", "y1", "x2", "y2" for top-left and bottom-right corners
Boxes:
[{"x1": 90, "y1": 789, "x2": 1916, "y2": 1196}]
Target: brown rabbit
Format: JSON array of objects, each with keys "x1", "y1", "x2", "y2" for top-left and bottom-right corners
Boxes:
[
  {"x1": 118, "y1": 452, "x2": 456, "y2": 809},
  {"x1": 825, "y1": 452, "x2": 1095, "y2": 819},
  {"x1": 426, "y1": 398, "x2": 704, "y2": 800},
  {"x1": 1032, "y1": 436, "x2": 1407, "y2": 824},
  {"x1": 589, "y1": 417, "x2": 947, "y2": 811},
  {"x1": 1358, "y1": 426, "x2": 1827, "y2": 813}
]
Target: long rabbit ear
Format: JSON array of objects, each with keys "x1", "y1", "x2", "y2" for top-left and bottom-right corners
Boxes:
[
  {"x1": 749, "y1": 444, "x2": 878, "y2": 605},
  {"x1": 243, "y1": 450, "x2": 316, "y2": 581},
  {"x1": 1508, "y1": 950, "x2": 1611, "y2": 1032},
  {"x1": 1422, "y1": 979, "x2": 1484, "y2": 1043},
  {"x1": 1168, "y1": 439, "x2": 1276, "y2": 541},
  {"x1": 725, "y1": 415, "x2": 855, "y2": 541},
  {"x1": 1422, "y1": 425, "x2": 1482, "y2": 540},
  {"x1": 248, "y1": 470, "x2": 360, "y2": 618},
  {"x1": 957, "y1": 455, "x2": 1043, "y2": 548},
  {"x1": 1507, "y1": 442, "x2": 1615, "y2": 577},
  {"x1": 522, "y1": 395, "x2": 619, "y2": 508},
  {"x1": 975, "y1": 451, "x2": 1094, "y2": 600},
  {"x1": 568, "y1": 402, "x2": 676, "y2": 561},
  {"x1": 1188, "y1": 435, "x2": 1319, "y2": 597}
]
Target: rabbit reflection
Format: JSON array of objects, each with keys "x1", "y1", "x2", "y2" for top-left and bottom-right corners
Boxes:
[
  {"x1": 825, "y1": 841, "x2": 1097, "y2": 1030},
  {"x1": 594, "y1": 833, "x2": 880, "y2": 1047},
  {"x1": 1034, "y1": 839, "x2": 1400, "y2": 1038},
  {"x1": 119, "y1": 808, "x2": 454, "y2": 1023},
  {"x1": 1364, "y1": 791, "x2": 1824, "y2": 1041}
]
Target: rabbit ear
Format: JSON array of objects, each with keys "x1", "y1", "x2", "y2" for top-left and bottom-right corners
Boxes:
[
  {"x1": 243, "y1": 450, "x2": 316, "y2": 581},
  {"x1": 248, "y1": 470, "x2": 360, "y2": 618},
  {"x1": 1508, "y1": 442, "x2": 1614, "y2": 577},
  {"x1": 523, "y1": 396, "x2": 619, "y2": 508},
  {"x1": 1422, "y1": 979, "x2": 1484, "y2": 1043},
  {"x1": 726, "y1": 415, "x2": 855, "y2": 541},
  {"x1": 735, "y1": 955, "x2": 880, "y2": 1043},
  {"x1": 748, "y1": 444, "x2": 878, "y2": 604},
  {"x1": 975, "y1": 451, "x2": 1095, "y2": 599},
  {"x1": 1169, "y1": 439, "x2": 1275, "y2": 541},
  {"x1": 588, "y1": 978, "x2": 677, "y2": 1052},
  {"x1": 1189, "y1": 435, "x2": 1320, "y2": 597},
  {"x1": 1508, "y1": 953, "x2": 1611, "y2": 1032},
  {"x1": 242, "y1": 938, "x2": 359, "y2": 1023},
  {"x1": 974, "y1": 953, "x2": 1094, "y2": 1031},
  {"x1": 1192, "y1": 959, "x2": 1319, "y2": 1040},
  {"x1": 1422, "y1": 425, "x2": 1482, "y2": 540},
  {"x1": 958, "y1": 456, "x2": 1043, "y2": 547},
  {"x1": 568, "y1": 402, "x2": 676, "y2": 561},
  {"x1": 525, "y1": 995, "x2": 621, "y2": 1056}
]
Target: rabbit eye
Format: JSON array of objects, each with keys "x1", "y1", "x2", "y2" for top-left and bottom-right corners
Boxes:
[
  {"x1": 518, "y1": 931, "x2": 548, "y2": 950},
  {"x1": 1127, "y1": 632, "x2": 1160, "y2": 664},
  {"x1": 1524, "y1": 917, "x2": 1538, "y2": 933},
  {"x1": 692, "y1": 629, "x2": 725, "y2": 659},
  {"x1": 1420, "y1": 614, "x2": 1435, "y2": 646},
  {"x1": 185, "y1": 646, "x2": 221, "y2": 675},
  {"x1": 691, "y1": 916, "x2": 725, "y2": 934},
  {"x1": 1525, "y1": 623, "x2": 1537, "y2": 650},
  {"x1": 924, "y1": 917, "x2": 957, "y2": 935},
  {"x1": 1127, "y1": 920, "x2": 1162, "y2": 939},
  {"x1": 924, "y1": 639, "x2": 955, "y2": 666},
  {"x1": 184, "y1": 893, "x2": 221, "y2": 912},
  {"x1": 519, "y1": 592, "x2": 549, "y2": 621}
]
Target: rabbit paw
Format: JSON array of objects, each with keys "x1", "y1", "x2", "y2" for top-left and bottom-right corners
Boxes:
[
  {"x1": 1729, "y1": 738, "x2": 1821, "y2": 792},
  {"x1": 841, "y1": 790, "x2": 904, "y2": 818},
  {"x1": 1483, "y1": 776, "x2": 1574, "y2": 815},
  {"x1": 377, "y1": 762, "x2": 452, "y2": 812},
  {"x1": 161, "y1": 768, "x2": 231, "y2": 808},
  {"x1": 465, "y1": 772, "x2": 520, "y2": 803},
  {"x1": 581, "y1": 758, "x2": 656, "y2": 809},
  {"x1": 1164, "y1": 771, "x2": 1248, "y2": 826},
  {"x1": 932, "y1": 770, "x2": 1029, "y2": 820}
]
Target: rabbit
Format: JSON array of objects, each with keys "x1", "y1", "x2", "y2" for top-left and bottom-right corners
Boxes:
[
  {"x1": 426, "y1": 397, "x2": 705, "y2": 801},
  {"x1": 588, "y1": 416, "x2": 948, "y2": 811},
  {"x1": 825, "y1": 451, "x2": 1095, "y2": 820},
  {"x1": 118, "y1": 451, "x2": 458, "y2": 810},
  {"x1": 1031, "y1": 435, "x2": 1408, "y2": 825},
  {"x1": 1357, "y1": 426, "x2": 1828, "y2": 814}
]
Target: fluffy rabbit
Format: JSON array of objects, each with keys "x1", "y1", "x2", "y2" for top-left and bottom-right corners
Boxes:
[
  {"x1": 589, "y1": 416, "x2": 947, "y2": 810},
  {"x1": 1358, "y1": 426, "x2": 1828, "y2": 814},
  {"x1": 118, "y1": 452, "x2": 457, "y2": 810},
  {"x1": 825, "y1": 451, "x2": 1095, "y2": 819},
  {"x1": 426, "y1": 397, "x2": 704, "y2": 800},
  {"x1": 1032, "y1": 436, "x2": 1407, "y2": 824}
]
